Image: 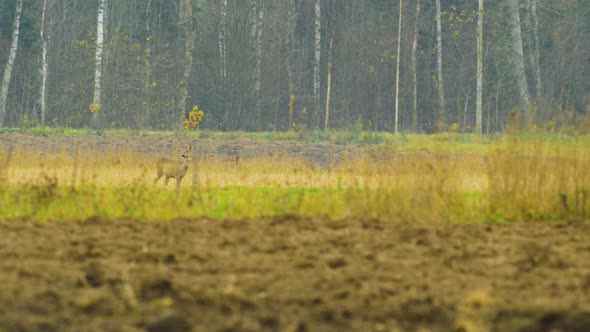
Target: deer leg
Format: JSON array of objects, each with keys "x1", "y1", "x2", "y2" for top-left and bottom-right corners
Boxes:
[
  {"x1": 154, "y1": 167, "x2": 163, "y2": 184},
  {"x1": 164, "y1": 177, "x2": 170, "y2": 186}
]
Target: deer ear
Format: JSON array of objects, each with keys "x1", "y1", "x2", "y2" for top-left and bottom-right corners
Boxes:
[{"x1": 188, "y1": 144, "x2": 193, "y2": 151}]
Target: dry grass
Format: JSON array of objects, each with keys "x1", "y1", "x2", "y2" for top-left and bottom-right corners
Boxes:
[
  {"x1": 1, "y1": 134, "x2": 589, "y2": 222},
  {"x1": 0, "y1": 148, "x2": 488, "y2": 190}
]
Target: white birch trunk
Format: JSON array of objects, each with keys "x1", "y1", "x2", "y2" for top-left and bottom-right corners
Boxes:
[
  {"x1": 143, "y1": 0, "x2": 153, "y2": 129},
  {"x1": 178, "y1": 0, "x2": 194, "y2": 122},
  {"x1": 254, "y1": 0, "x2": 264, "y2": 130},
  {"x1": 40, "y1": 0, "x2": 49, "y2": 126},
  {"x1": 286, "y1": 0, "x2": 295, "y2": 100},
  {"x1": 394, "y1": 0, "x2": 403, "y2": 134},
  {"x1": 411, "y1": 0, "x2": 420, "y2": 132},
  {"x1": 507, "y1": 0, "x2": 531, "y2": 120},
  {"x1": 0, "y1": 0, "x2": 24, "y2": 126},
  {"x1": 91, "y1": 0, "x2": 107, "y2": 128},
  {"x1": 219, "y1": 0, "x2": 227, "y2": 80},
  {"x1": 476, "y1": 0, "x2": 484, "y2": 134},
  {"x1": 435, "y1": 0, "x2": 446, "y2": 127},
  {"x1": 218, "y1": 0, "x2": 228, "y2": 126},
  {"x1": 286, "y1": 0, "x2": 296, "y2": 130},
  {"x1": 324, "y1": 34, "x2": 333, "y2": 130},
  {"x1": 530, "y1": 0, "x2": 542, "y2": 96},
  {"x1": 313, "y1": 0, "x2": 321, "y2": 126}
]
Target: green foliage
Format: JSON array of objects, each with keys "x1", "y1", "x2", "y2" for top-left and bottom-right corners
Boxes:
[
  {"x1": 20, "y1": 113, "x2": 36, "y2": 129},
  {"x1": 442, "y1": 5, "x2": 477, "y2": 39}
]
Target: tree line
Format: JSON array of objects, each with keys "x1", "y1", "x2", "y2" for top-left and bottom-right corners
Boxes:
[{"x1": 0, "y1": 0, "x2": 589, "y2": 133}]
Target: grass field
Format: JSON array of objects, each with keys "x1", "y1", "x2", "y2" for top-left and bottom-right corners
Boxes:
[{"x1": 1, "y1": 130, "x2": 589, "y2": 222}]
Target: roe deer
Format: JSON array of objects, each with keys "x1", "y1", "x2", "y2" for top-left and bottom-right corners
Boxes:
[{"x1": 153, "y1": 144, "x2": 193, "y2": 189}]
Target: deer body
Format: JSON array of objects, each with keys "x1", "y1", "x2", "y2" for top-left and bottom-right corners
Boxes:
[{"x1": 153, "y1": 144, "x2": 192, "y2": 189}]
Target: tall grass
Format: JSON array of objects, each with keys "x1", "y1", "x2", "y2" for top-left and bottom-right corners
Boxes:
[
  {"x1": 487, "y1": 135, "x2": 590, "y2": 221},
  {"x1": 1, "y1": 133, "x2": 589, "y2": 222}
]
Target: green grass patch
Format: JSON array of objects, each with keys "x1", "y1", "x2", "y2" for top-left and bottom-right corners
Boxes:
[{"x1": 0, "y1": 182, "x2": 583, "y2": 222}]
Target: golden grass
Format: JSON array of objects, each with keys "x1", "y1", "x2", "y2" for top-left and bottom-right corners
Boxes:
[
  {"x1": 1, "y1": 148, "x2": 488, "y2": 191},
  {"x1": 1, "y1": 134, "x2": 589, "y2": 222}
]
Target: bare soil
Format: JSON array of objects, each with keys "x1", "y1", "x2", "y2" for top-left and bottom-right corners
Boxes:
[
  {"x1": 1, "y1": 217, "x2": 590, "y2": 332},
  {"x1": 1, "y1": 133, "x2": 590, "y2": 331}
]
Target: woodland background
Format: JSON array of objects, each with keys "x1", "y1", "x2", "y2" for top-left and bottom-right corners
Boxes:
[{"x1": 0, "y1": 0, "x2": 589, "y2": 133}]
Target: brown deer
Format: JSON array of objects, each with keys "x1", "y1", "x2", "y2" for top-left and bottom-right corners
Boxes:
[{"x1": 153, "y1": 144, "x2": 193, "y2": 189}]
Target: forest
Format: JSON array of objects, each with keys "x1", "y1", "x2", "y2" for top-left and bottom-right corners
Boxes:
[{"x1": 1, "y1": 0, "x2": 589, "y2": 133}]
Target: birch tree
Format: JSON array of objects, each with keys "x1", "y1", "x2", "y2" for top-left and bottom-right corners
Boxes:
[
  {"x1": 410, "y1": 0, "x2": 420, "y2": 132},
  {"x1": 286, "y1": 0, "x2": 295, "y2": 107},
  {"x1": 0, "y1": 0, "x2": 24, "y2": 126},
  {"x1": 39, "y1": 0, "x2": 51, "y2": 126},
  {"x1": 216, "y1": 0, "x2": 227, "y2": 129},
  {"x1": 476, "y1": 0, "x2": 484, "y2": 134},
  {"x1": 142, "y1": 0, "x2": 153, "y2": 129},
  {"x1": 178, "y1": 0, "x2": 195, "y2": 124},
  {"x1": 324, "y1": 33, "x2": 333, "y2": 129},
  {"x1": 324, "y1": 0, "x2": 337, "y2": 130},
  {"x1": 435, "y1": 0, "x2": 446, "y2": 128},
  {"x1": 90, "y1": 0, "x2": 107, "y2": 128},
  {"x1": 394, "y1": 0, "x2": 403, "y2": 134},
  {"x1": 313, "y1": 0, "x2": 321, "y2": 127},
  {"x1": 527, "y1": 0, "x2": 542, "y2": 96},
  {"x1": 219, "y1": 0, "x2": 227, "y2": 80},
  {"x1": 507, "y1": 0, "x2": 531, "y2": 121},
  {"x1": 254, "y1": 0, "x2": 264, "y2": 130}
]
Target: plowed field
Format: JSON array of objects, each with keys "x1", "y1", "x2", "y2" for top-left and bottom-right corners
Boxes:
[{"x1": 1, "y1": 217, "x2": 590, "y2": 332}]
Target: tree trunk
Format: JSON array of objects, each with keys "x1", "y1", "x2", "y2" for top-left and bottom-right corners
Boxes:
[
  {"x1": 286, "y1": 0, "x2": 295, "y2": 130},
  {"x1": 177, "y1": 0, "x2": 195, "y2": 126},
  {"x1": 219, "y1": 0, "x2": 227, "y2": 80},
  {"x1": 0, "y1": 0, "x2": 24, "y2": 126},
  {"x1": 507, "y1": 0, "x2": 531, "y2": 122},
  {"x1": 219, "y1": 0, "x2": 227, "y2": 78},
  {"x1": 410, "y1": 0, "x2": 420, "y2": 133},
  {"x1": 435, "y1": 0, "x2": 446, "y2": 129},
  {"x1": 324, "y1": 33, "x2": 333, "y2": 130},
  {"x1": 254, "y1": 0, "x2": 264, "y2": 130},
  {"x1": 476, "y1": 0, "x2": 484, "y2": 134},
  {"x1": 143, "y1": 0, "x2": 153, "y2": 129},
  {"x1": 313, "y1": 0, "x2": 321, "y2": 128},
  {"x1": 40, "y1": 0, "x2": 49, "y2": 126},
  {"x1": 529, "y1": 0, "x2": 542, "y2": 96},
  {"x1": 394, "y1": 0, "x2": 403, "y2": 134},
  {"x1": 219, "y1": 0, "x2": 228, "y2": 127},
  {"x1": 91, "y1": 0, "x2": 107, "y2": 128}
]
